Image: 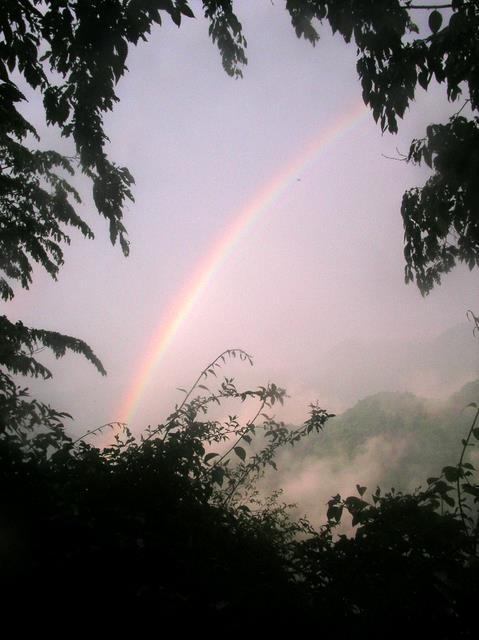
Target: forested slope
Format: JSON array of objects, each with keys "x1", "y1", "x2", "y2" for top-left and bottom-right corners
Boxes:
[{"x1": 270, "y1": 379, "x2": 479, "y2": 515}]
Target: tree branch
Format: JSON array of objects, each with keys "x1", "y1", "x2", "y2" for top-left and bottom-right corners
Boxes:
[
  {"x1": 209, "y1": 397, "x2": 267, "y2": 471},
  {"x1": 404, "y1": 3, "x2": 453, "y2": 8},
  {"x1": 455, "y1": 407, "x2": 479, "y2": 553},
  {"x1": 71, "y1": 421, "x2": 126, "y2": 446}
]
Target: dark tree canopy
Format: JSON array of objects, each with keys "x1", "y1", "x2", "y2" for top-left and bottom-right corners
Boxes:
[{"x1": 1, "y1": 351, "x2": 479, "y2": 633}]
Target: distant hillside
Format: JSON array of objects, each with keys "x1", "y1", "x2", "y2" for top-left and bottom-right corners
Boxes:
[
  {"x1": 268, "y1": 379, "x2": 479, "y2": 520},
  {"x1": 311, "y1": 378, "x2": 479, "y2": 490}
]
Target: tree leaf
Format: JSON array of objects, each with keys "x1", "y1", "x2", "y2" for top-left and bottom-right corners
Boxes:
[
  {"x1": 179, "y1": 3, "x2": 195, "y2": 19},
  {"x1": 442, "y1": 493, "x2": 455, "y2": 507},
  {"x1": 234, "y1": 446, "x2": 246, "y2": 461},
  {"x1": 211, "y1": 466, "x2": 224, "y2": 486},
  {"x1": 428, "y1": 10, "x2": 443, "y2": 34},
  {"x1": 443, "y1": 466, "x2": 461, "y2": 482}
]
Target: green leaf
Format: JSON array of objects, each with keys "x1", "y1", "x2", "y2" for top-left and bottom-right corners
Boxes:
[
  {"x1": 428, "y1": 10, "x2": 443, "y2": 34},
  {"x1": 418, "y1": 70, "x2": 429, "y2": 91},
  {"x1": 442, "y1": 494, "x2": 455, "y2": 507},
  {"x1": 211, "y1": 466, "x2": 224, "y2": 486},
  {"x1": 327, "y1": 504, "x2": 343, "y2": 523},
  {"x1": 345, "y1": 496, "x2": 368, "y2": 512},
  {"x1": 170, "y1": 9, "x2": 181, "y2": 26},
  {"x1": 234, "y1": 446, "x2": 246, "y2": 461},
  {"x1": 434, "y1": 480, "x2": 452, "y2": 494},
  {"x1": 180, "y1": 3, "x2": 195, "y2": 18},
  {"x1": 204, "y1": 452, "x2": 219, "y2": 464},
  {"x1": 443, "y1": 466, "x2": 461, "y2": 482},
  {"x1": 356, "y1": 484, "x2": 367, "y2": 497},
  {"x1": 463, "y1": 485, "x2": 479, "y2": 498}
]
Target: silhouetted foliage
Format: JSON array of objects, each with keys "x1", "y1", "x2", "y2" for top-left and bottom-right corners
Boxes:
[
  {"x1": 0, "y1": 350, "x2": 323, "y2": 619},
  {"x1": 0, "y1": 350, "x2": 477, "y2": 628},
  {"x1": 1, "y1": 3, "x2": 479, "y2": 630},
  {"x1": 295, "y1": 486, "x2": 478, "y2": 636},
  {"x1": 1, "y1": 352, "x2": 479, "y2": 631},
  {"x1": 284, "y1": 1, "x2": 479, "y2": 294}
]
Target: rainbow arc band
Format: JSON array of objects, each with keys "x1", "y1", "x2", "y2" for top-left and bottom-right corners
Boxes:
[{"x1": 119, "y1": 101, "x2": 368, "y2": 424}]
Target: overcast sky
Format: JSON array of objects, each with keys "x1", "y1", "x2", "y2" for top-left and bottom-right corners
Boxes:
[{"x1": 6, "y1": 1, "x2": 478, "y2": 436}]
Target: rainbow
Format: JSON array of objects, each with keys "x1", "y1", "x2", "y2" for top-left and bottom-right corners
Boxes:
[{"x1": 118, "y1": 101, "x2": 368, "y2": 423}]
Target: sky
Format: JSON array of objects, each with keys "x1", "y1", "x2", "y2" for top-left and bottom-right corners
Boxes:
[{"x1": 6, "y1": 1, "x2": 478, "y2": 439}]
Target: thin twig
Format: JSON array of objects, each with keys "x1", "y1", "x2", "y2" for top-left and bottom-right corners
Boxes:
[
  {"x1": 71, "y1": 421, "x2": 125, "y2": 446},
  {"x1": 209, "y1": 397, "x2": 267, "y2": 471},
  {"x1": 456, "y1": 407, "x2": 479, "y2": 551},
  {"x1": 452, "y1": 98, "x2": 471, "y2": 118},
  {"x1": 223, "y1": 421, "x2": 309, "y2": 506},
  {"x1": 382, "y1": 153, "x2": 408, "y2": 162},
  {"x1": 404, "y1": 3, "x2": 453, "y2": 8},
  {"x1": 140, "y1": 349, "x2": 253, "y2": 445}
]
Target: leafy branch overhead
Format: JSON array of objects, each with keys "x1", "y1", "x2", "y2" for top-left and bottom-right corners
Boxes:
[
  {"x1": 0, "y1": 315, "x2": 106, "y2": 379},
  {"x1": 284, "y1": 0, "x2": 479, "y2": 294},
  {"x1": 403, "y1": 114, "x2": 479, "y2": 292}
]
